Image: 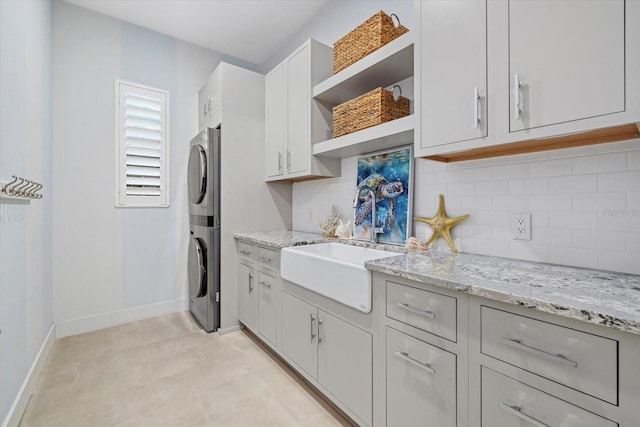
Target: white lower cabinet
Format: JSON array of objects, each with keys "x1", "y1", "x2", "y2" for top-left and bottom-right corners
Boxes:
[
  {"x1": 282, "y1": 291, "x2": 373, "y2": 426},
  {"x1": 386, "y1": 327, "x2": 456, "y2": 427},
  {"x1": 482, "y1": 367, "x2": 617, "y2": 427},
  {"x1": 257, "y1": 270, "x2": 278, "y2": 347},
  {"x1": 237, "y1": 261, "x2": 256, "y2": 329}
]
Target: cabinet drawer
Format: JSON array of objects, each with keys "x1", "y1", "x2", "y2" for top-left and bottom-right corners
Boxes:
[
  {"x1": 482, "y1": 367, "x2": 617, "y2": 427},
  {"x1": 237, "y1": 242, "x2": 255, "y2": 261},
  {"x1": 258, "y1": 246, "x2": 278, "y2": 271},
  {"x1": 386, "y1": 327, "x2": 456, "y2": 427},
  {"x1": 481, "y1": 306, "x2": 618, "y2": 404},
  {"x1": 386, "y1": 281, "x2": 457, "y2": 342}
]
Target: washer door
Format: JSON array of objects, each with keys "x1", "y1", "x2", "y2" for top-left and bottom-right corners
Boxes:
[
  {"x1": 188, "y1": 145, "x2": 207, "y2": 205},
  {"x1": 188, "y1": 237, "x2": 207, "y2": 298}
]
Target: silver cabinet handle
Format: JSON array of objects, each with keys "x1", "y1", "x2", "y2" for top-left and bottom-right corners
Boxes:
[
  {"x1": 260, "y1": 256, "x2": 272, "y2": 263},
  {"x1": 473, "y1": 86, "x2": 480, "y2": 129},
  {"x1": 239, "y1": 250, "x2": 251, "y2": 255},
  {"x1": 278, "y1": 152, "x2": 283, "y2": 173},
  {"x1": 501, "y1": 337, "x2": 578, "y2": 368},
  {"x1": 394, "y1": 351, "x2": 435, "y2": 374},
  {"x1": 500, "y1": 403, "x2": 550, "y2": 427},
  {"x1": 248, "y1": 273, "x2": 254, "y2": 293},
  {"x1": 396, "y1": 302, "x2": 436, "y2": 319},
  {"x1": 514, "y1": 73, "x2": 522, "y2": 121},
  {"x1": 287, "y1": 150, "x2": 292, "y2": 173},
  {"x1": 259, "y1": 280, "x2": 271, "y2": 288},
  {"x1": 318, "y1": 318, "x2": 323, "y2": 344},
  {"x1": 310, "y1": 314, "x2": 316, "y2": 343}
]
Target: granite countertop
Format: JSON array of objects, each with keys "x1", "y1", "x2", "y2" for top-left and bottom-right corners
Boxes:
[
  {"x1": 366, "y1": 250, "x2": 640, "y2": 335},
  {"x1": 234, "y1": 231, "x2": 327, "y2": 248}
]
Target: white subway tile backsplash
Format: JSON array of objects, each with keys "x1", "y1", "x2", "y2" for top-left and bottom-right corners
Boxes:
[
  {"x1": 572, "y1": 230, "x2": 626, "y2": 251},
  {"x1": 598, "y1": 171, "x2": 640, "y2": 192},
  {"x1": 598, "y1": 251, "x2": 640, "y2": 275},
  {"x1": 572, "y1": 193, "x2": 626, "y2": 212},
  {"x1": 476, "y1": 181, "x2": 509, "y2": 196},
  {"x1": 573, "y1": 153, "x2": 626, "y2": 175},
  {"x1": 508, "y1": 241, "x2": 550, "y2": 263},
  {"x1": 549, "y1": 246, "x2": 598, "y2": 269},
  {"x1": 292, "y1": 144, "x2": 640, "y2": 274},
  {"x1": 548, "y1": 175, "x2": 597, "y2": 194},
  {"x1": 529, "y1": 158, "x2": 573, "y2": 177},
  {"x1": 549, "y1": 211, "x2": 597, "y2": 230},
  {"x1": 461, "y1": 166, "x2": 492, "y2": 182},
  {"x1": 628, "y1": 150, "x2": 640, "y2": 171},
  {"x1": 529, "y1": 194, "x2": 572, "y2": 211},
  {"x1": 492, "y1": 163, "x2": 529, "y2": 180}
]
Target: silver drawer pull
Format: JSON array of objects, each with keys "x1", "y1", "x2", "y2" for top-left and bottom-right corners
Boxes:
[
  {"x1": 239, "y1": 250, "x2": 251, "y2": 255},
  {"x1": 260, "y1": 256, "x2": 272, "y2": 263},
  {"x1": 500, "y1": 403, "x2": 550, "y2": 427},
  {"x1": 396, "y1": 303, "x2": 436, "y2": 319},
  {"x1": 394, "y1": 351, "x2": 435, "y2": 375},
  {"x1": 259, "y1": 280, "x2": 271, "y2": 288},
  {"x1": 501, "y1": 337, "x2": 578, "y2": 368}
]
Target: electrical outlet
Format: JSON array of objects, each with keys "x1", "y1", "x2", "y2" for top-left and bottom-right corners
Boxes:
[{"x1": 511, "y1": 212, "x2": 531, "y2": 240}]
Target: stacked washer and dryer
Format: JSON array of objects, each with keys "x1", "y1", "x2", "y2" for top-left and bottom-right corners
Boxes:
[
  {"x1": 185, "y1": 62, "x2": 291, "y2": 333},
  {"x1": 187, "y1": 127, "x2": 221, "y2": 332}
]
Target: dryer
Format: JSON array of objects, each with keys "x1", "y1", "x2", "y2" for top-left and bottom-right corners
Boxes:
[
  {"x1": 187, "y1": 128, "x2": 220, "y2": 220},
  {"x1": 188, "y1": 218, "x2": 220, "y2": 332}
]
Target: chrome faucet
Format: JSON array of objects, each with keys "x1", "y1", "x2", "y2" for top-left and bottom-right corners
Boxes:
[{"x1": 353, "y1": 187, "x2": 383, "y2": 243}]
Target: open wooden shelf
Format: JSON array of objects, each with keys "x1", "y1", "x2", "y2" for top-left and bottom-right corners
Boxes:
[{"x1": 424, "y1": 123, "x2": 640, "y2": 163}]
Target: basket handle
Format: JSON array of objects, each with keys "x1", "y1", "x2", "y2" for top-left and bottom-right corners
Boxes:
[
  {"x1": 390, "y1": 13, "x2": 401, "y2": 28},
  {"x1": 392, "y1": 85, "x2": 403, "y2": 100}
]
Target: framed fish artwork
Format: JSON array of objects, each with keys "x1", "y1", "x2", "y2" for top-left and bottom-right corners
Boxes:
[{"x1": 354, "y1": 146, "x2": 413, "y2": 245}]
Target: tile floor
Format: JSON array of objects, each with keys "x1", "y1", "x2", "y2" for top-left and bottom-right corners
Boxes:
[{"x1": 21, "y1": 312, "x2": 355, "y2": 427}]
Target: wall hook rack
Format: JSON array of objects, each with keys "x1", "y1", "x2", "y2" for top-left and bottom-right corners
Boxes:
[{"x1": 1, "y1": 175, "x2": 43, "y2": 201}]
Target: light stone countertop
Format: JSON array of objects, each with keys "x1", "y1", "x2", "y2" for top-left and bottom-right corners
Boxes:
[
  {"x1": 366, "y1": 250, "x2": 640, "y2": 335},
  {"x1": 234, "y1": 231, "x2": 640, "y2": 335},
  {"x1": 234, "y1": 231, "x2": 327, "y2": 248}
]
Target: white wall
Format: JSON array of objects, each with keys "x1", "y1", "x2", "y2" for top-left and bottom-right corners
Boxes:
[
  {"x1": 0, "y1": 0, "x2": 53, "y2": 422},
  {"x1": 293, "y1": 140, "x2": 640, "y2": 274},
  {"x1": 260, "y1": 0, "x2": 415, "y2": 74},
  {"x1": 51, "y1": 1, "x2": 225, "y2": 335}
]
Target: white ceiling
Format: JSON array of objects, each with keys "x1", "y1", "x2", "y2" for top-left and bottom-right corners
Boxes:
[{"x1": 64, "y1": 0, "x2": 329, "y2": 66}]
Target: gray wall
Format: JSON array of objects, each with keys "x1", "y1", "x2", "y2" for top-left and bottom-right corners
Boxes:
[
  {"x1": 51, "y1": 1, "x2": 223, "y2": 334},
  {"x1": 0, "y1": 0, "x2": 53, "y2": 421}
]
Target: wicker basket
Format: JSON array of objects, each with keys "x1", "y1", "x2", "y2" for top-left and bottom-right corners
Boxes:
[
  {"x1": 332, "y1": 87, "x2": 410, "y2": 138},
  {"x1": 333, "y1": 11, "x2": 409, "y2": 74}
]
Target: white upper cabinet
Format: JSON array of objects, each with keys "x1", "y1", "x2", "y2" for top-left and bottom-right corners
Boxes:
[
  {"x1": 265, "y1": 63, "x2": 286, "y2": 179},
  {"x1": 419, "y1": 0, "x2": 487, "y2": 149},
  {"x1": 264, "y1": 40, "x2": 340, "y2": 182},
  {"x1": 509, "y1": 0, "x2": 625, "y2": 132}
]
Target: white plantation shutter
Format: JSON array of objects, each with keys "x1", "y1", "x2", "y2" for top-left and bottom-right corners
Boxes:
[{"x1": 115, "y1": 81, "x2": 170, "y2": 207}]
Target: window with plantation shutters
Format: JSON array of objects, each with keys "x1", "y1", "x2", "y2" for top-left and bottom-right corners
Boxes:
[{"x1": 115, "y1": 80, "x2": 170, "y2": 207}]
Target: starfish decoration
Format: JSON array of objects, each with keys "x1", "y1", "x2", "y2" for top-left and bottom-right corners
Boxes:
[{"x1": 415, "y1": 194, "x2": 469, "y2": 253}]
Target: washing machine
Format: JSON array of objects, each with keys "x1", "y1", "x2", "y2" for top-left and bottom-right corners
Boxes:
[
  {"x1": 188, "y1": 218, "x2": 220, "y2": 332},
  {"x1": 188, "y1": 127, "x2": 220, "y2": 219}
]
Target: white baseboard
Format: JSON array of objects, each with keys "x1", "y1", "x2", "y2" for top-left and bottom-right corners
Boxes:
[
  {"x1": 56, "y1": 298, "x2": 189, "y2": 338},
  {"x1": 218, "y1": 324, "x2": 242, "y2": 335},
  {"x1": 2, "y1": 323, "x2": 56, "y2": 427}
]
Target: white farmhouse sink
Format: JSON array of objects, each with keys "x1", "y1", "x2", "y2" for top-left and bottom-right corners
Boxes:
[{"x1": 280, "y1": 243, "x2": 396, "y2": 313}]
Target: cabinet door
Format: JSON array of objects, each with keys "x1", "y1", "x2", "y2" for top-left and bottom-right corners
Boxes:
[
  {"x1": 509, "y1": 0, "x2": 624, "y2": 131},
  {"x1": 420, "y1": 0, "x2": 487, "y2": 148},
  {"x1": 317, "y1": 310, "x2": 372, "y2": 426},
  {"x1": 237, "y1": 262, "x2": 256, "y2": 329},
  {"x1": 257, "y1": 270, "x2": 278, "y2": 347},
  {"x1": 265, "y1": 63, "x2": 286, "y2": 178},
  {"x1": 386, "y1": 327, "x2": 456, "y2": 427},
  {"x1": 286, "y1": 44, "x2": 310, "y2": 175},
  {"x1": 282, "y1": 292, "x2": 317, "y2": 378}
]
